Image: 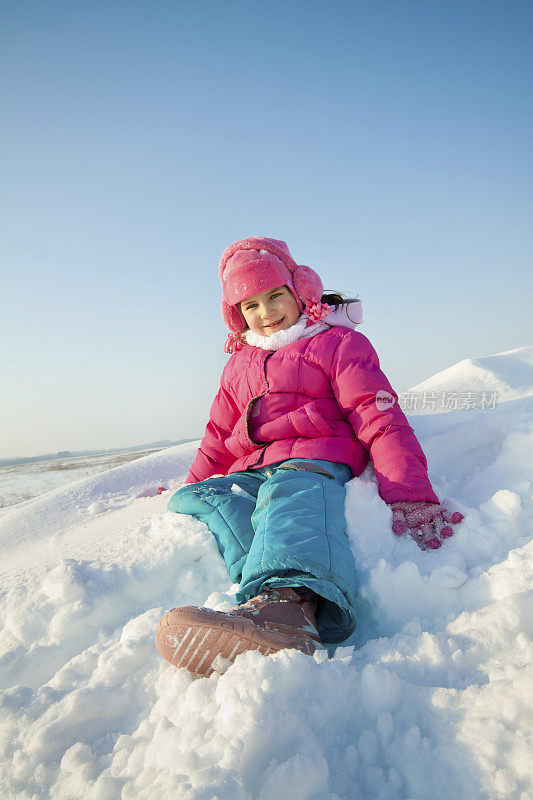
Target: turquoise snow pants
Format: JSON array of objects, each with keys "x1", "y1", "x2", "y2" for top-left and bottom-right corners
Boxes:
[{"x1": 167, "y1": 459, "x2": 357, "y2": 644}]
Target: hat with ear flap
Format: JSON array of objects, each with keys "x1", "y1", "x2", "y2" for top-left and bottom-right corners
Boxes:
[{"x1": 219, "y1": 236, "x2": 331, "y2": 353}]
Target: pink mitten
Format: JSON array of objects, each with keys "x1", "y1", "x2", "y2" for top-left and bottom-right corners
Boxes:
[{"x1": 391, "y1": 501, "x2": 464, "y2": 550}]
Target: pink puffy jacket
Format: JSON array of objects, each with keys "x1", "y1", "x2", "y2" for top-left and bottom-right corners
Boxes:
[{"x1": 186, "y1": 327, "x2": 439, "y2": 505}]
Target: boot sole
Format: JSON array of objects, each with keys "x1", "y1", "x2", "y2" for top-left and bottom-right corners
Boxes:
[{"x1": 155, "y1": 606, "x2": 318, "y2": 677}]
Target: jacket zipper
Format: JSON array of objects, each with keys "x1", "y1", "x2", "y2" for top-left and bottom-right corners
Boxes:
[{"x1": 245, "y1": 351, "x2": 273, "y2": 467}]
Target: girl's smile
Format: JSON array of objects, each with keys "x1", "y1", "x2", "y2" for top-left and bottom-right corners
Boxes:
[
  {"x1": 264, "y1": 317, "x2": 284, "y2": 329},
  {"x1": 240, "y1": 285, "x2": 301, "y2": 337}
]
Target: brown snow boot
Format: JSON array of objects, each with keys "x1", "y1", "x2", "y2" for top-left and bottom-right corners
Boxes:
[{"x1": 155, "y1": 587, "x2": 322, "y2": 677}]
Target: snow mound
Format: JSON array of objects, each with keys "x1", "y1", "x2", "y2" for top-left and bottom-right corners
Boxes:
[
  {"x1": 407, "y1": 345, "x2": 533, "y2": 408},
  {"x1": 0, "y1": 347, "x2": 532, "y2": 800}
]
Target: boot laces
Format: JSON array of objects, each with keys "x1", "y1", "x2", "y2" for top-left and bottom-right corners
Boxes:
[
  {"x1": 236, "y1": 588, "x2": 321, "y2": 639},
  {"x1": 249, "y1": 587, "x2": 313, "y2": 606}
]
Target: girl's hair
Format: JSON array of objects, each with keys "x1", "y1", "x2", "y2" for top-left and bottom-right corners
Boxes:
[{"x1": 321, "y1": 291, "x2": 360, "y2": 309}]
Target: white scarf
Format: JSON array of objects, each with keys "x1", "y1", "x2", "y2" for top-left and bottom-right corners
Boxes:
[
  {"x1": 242, "y1": 301, "x2": 364, "y2": 351},
  {"x1": 244, "y1": 315, "x2": 326, "y2": 351}
]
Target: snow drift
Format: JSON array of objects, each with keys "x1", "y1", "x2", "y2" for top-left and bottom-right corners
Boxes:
[{"x1": 0, "y1": 346, "x2": 531, "y2": 800}]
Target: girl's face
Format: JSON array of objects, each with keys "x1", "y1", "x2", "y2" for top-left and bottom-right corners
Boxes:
[{"x1": 240, "y1": 285, "x2": 301, "y2": 337}]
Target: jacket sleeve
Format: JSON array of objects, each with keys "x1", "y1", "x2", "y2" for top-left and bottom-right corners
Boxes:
[
  {"x1": 185, "y1": 367, "x2": 241, "y2": 484},
  {"x1": 329, "y1": 331, "x2": 439, "y2": 504}
]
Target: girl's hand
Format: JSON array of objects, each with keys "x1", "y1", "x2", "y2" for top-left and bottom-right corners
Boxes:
[{"x1": 390, "y1": 501, "x2": 464, "y2": 550}]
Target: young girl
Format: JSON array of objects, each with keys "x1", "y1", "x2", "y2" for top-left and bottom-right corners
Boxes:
[{"x1": 155, "y1": 236, "x2": 463, "y2": 677}]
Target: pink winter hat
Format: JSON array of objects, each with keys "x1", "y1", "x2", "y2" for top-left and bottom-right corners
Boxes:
[{"x1": 219, "y1": 236, "x2": 326, "y2": 338}]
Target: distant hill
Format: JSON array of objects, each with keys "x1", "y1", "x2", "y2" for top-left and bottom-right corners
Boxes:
[{"x1": 0, "y1": 438, "x2": 199, "y2": 468}]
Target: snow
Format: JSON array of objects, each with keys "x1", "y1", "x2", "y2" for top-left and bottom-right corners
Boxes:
[
  {"x1": 407, "y1": 345, "x2": 533, "y2": 408},
  {"x1": 0, "y1": 447, "x2": 172, "y2": 511},
  {"x1": 0, "y1": 345, "x2": 532, "y2": 800}
]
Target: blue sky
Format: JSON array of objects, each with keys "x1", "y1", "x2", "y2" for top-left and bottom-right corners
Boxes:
[{"x1": 1, "y1": 0, "x2": 531, "y2": 458}]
